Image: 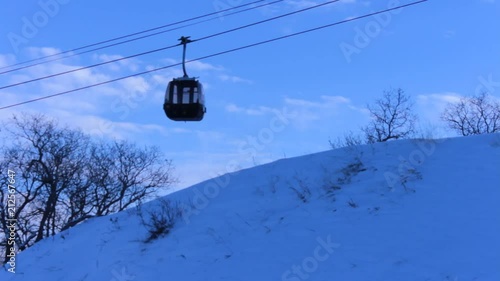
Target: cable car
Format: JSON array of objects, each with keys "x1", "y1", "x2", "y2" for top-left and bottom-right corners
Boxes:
[
  {"x1": 164, "y1": 77, "x2": 205, "y2": 121},
  {"x1": 164, "y1": 36, "x2": 206, "y2": 121}
]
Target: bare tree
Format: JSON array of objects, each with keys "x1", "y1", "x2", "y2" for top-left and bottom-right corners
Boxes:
[
  {"x1": 86, "y1": 140, "x2": 176, "y2": 217},
  {"x1": 0, "y1": 113, "x2": 176, "y2": 263},
  {"x1": 1, "y1": 114, "x2": 90, "y2": 244},
  {"x1": 363, "y1": 88, "x2": 417, "y2": 143},
  {"x1": 0, "y1": 114, "x2": 86, "y2": 263},
  {"x1": 441, "y1": 92, "x2": 500, "y2": 136},
  {"x1": 0, "y1": 149, "x2": 41, "y2": 250}
]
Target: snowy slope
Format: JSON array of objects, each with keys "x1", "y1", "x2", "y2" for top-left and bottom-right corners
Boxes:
[{"x1": 2, "y1": 134, "x2": 500, "y2": 281}]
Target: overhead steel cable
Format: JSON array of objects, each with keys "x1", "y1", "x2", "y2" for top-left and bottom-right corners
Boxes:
[
  {"x1": 0, "y1": 0, "x2": 428, "y2": 110},
  {"x1": 0, "y1": 0, "x2": 275, "y2": 74},
  {"x1": 0, "y1": 0, "x2": 342, "y2": 90},
  {"x1": 193, "y1": 0, "x2": 339, "y2": 42},
  {"x1": 0, "y1": 0, "x2": 285, "y2": 77}
]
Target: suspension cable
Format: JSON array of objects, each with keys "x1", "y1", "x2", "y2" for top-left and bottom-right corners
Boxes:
[
  {"x1": 0, "y1": 0, "x2": 428, "y2": 110},
  {"x1": 0, "y1": 0, "x2": 278, "y2": 74},
  {"x1": 0, "y1": 0, "x2": 341, "y2": 90}
]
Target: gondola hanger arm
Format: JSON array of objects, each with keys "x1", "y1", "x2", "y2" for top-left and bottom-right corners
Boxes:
[{"x1": 179, "y1": 36, "x2": 193, "y2": 78}]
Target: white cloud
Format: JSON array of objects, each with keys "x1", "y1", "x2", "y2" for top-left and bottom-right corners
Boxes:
[
  {"x1": 225, "y1": 103, "x2": 241, "y2": 113},
  {"x1": 93, "y1": 54, "x2": 140, "y2": 72},
  {"x1": 417, "y1": 92, "x2": 462, "y2": 104},
  {"x1": 285, "y1": 0, "x2": 358, "y2": 10},
  {"x1": 25, "y1": 47, "x2": 63, "y2": 58},
  {"x1": 41, "y1": 95, "x2": 98, "y2": 113},
  {"x1": 172, "y1": 151, "x2": 247, "y2": 188},
  {"x1": 284, "y1": 95, "x2": 351, "y2": 108},
  {"x1": 154, "y1": 58, "x2": 233, "y2": 84},
  {"x1": 185, "y1": 60, "x2": 224, "y2": 72},
  {"x1": 226, "y1": 95, "x2": 352, "y2": 117},
  {"x1": 194, "y1": 130, "x2": 227, "y2": 142},
  {"x1": 249, "y1": 0, "x2": 362, "y2": 18},
  {"x1": 416, "y1": 92, "x2": 463, "y2": 127},
  {"x1": 35, "y1": 67, "x2": 113, "y2": 94},
  {"x1": 151, "y1": 73, "x2": 171, "y2": 86},
  {"x1": 44, "y1": 111, "x2": 170, "y2": 140},
  {"x1": 218, "y1": 74, "x2": 253, "y2": 84},
  {"x1": 171, "y1": 127, "x2": 191, "y2": 134},
  {"x1": 6, "y1": 59, "x2": 115, "y2": 96},
  {"x1": 285, "y1": 0, "x2": 357, "y2": 9},
  {"x1": 118, "y1": 76, "x2": 150, "y2": 94},
  {"x1": 0, "y1": 54, "x2": 16, "y2": 68},
  {"x1": 224, "y1": 103, "x2": 276, "y2": 116},
  {"x1": 225, "y1": 95, "x2": 360, "y2": 131},
  {"x1": 285, "y1": 0, "x2": 321, "y2": 9}
]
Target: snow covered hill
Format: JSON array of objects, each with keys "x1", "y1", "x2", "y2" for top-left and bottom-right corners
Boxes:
[{"x1": 2, "y1": 134, "x2": 500, "y2": 281}]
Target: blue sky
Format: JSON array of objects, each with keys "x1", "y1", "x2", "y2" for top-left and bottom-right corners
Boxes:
[{"x1": 1, "y1": 0, "x2": 499, "y2": 188}]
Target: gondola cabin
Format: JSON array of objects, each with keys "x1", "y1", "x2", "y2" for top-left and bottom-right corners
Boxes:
[{"x1": 163, "y1": 77, "x2": 206, "y2": 121}]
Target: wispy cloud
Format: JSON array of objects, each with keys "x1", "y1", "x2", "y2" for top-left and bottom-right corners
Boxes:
[
  {"x1": 417, "y1": 92, "x2": 462, "y2": 104},
  {"x1": 226, "y1": 95, "x2": 352, "y2": 116},
  {"x1": 285, "y1": 0, "x2": 357, "y2": 9},
  {"x1": 260, "y1": 0, "x2": 360, "y2": 16},
  {"x1": 225, "y1": 103, "x2": 273, "y2": 116},
  {"x1": 185, "y1": 60, "x2": 224, "y2": 72},
  {"x1": 218, "y1": 74, "x2": 253, "y2": 84},
  {"x1": 93, "y1": 54, "x2": 141, "y2": 72},
  {"x1": 0, "y1": 54, "x2": 16, "y2": 68},
  {"x1": 285, "y1": 0, "x2": 322, "y2": 9},
  {"x1": 416, "y1": 92, "x2": 462, "y2": 125},
  {"x1": 284, "y1": 95, "x2": 350, "y2": 108},
  {"x1": 225, "y1": 95, "x2": 361, "y2": 131},
  {"x1": 25, "y1": 46, "x2": 64, "y2": 58},
  {"x1": 156, "y1": 58, "x2": 225, "y2": 78},
  {"x1": 117, "y1": 76, "x2": 150, "y2": 94}
]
